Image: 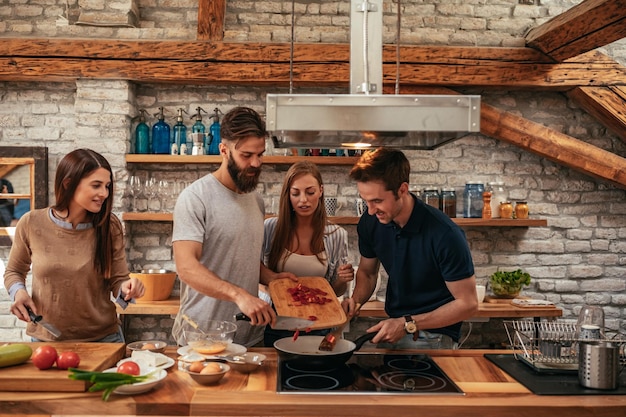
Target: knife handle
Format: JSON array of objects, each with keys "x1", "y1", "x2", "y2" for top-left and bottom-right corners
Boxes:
[
  {"x1": 234, "y1": 313, "x2": 251, "y2": 322},
  {"x1": 26, "y1": 307, "x2": 42, "y2": 323}
]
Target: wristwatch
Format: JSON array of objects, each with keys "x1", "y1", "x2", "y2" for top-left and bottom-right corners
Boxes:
[{"x1": 404, "y1": 315, "x2": 418, "y2": 341}]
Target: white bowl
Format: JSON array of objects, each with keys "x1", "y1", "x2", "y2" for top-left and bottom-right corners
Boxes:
[
  {"x1": 227, "y1": 353, "x2": 266, "y2": 373},
  {"x1": 127, "y1": 340, "x2": 168, "y2": 354},
  {"x1": 181, "y1": 362, "x2": 230, "y2": 385}
]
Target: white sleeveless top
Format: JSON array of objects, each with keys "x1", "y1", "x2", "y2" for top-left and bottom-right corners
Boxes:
[{"x1": 279, "y1": 250, "x2": 328, "y2": 277}]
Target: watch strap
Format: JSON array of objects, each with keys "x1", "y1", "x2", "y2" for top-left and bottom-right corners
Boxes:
[{"x1": 404, "y1": 315, "x2": 419, "y2": 341}]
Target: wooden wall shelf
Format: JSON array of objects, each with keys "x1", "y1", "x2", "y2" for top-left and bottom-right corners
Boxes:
[
  {"x1": 121, "y1": 212, "x2": 546, "y2": 227},
  {"x1": 126, "y1": 154, "x2": 360, "y2": 165}
]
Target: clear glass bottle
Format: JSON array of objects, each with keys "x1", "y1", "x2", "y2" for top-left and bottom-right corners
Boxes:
[
  {"x1": 463, "y1": 182, "x2": 484, "y2": 218},
  {"x1": 441, "y1": 188, "x2": 456, "y2": 218},
  {"x1": 487, "y1": 181, "x2": 507, "y2": 218}
]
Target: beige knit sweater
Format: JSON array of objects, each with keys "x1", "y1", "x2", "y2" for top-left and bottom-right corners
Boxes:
[{"x1": 4, "y1": 208, "x2": 130, "y2": 341}]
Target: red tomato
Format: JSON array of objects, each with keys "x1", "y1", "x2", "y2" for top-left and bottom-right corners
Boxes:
[
  {"x1": 117, "y1": 361, "x2": 140, "y2": 376},
  {"x1": 56, "y1": 351, "x2": 80, "y2": 370},
  {"x1": 32, "y1": 345, "x2": 58, "y2": 370}
]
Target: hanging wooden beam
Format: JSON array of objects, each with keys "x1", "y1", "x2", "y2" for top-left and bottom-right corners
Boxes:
[
  {"x1": 197, "y1": 0, "x2": 225, "y2": 41},
  {"x1": 526, "y1": 0, "x2": 626, "y2": 62}
]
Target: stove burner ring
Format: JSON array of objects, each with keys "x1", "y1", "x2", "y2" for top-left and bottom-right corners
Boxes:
[
  {"x1": 385, "y1": 358, "x2": 432, "y2": 372},
  {"x1": 285, "y1": 374, "x2": 340, "y2": 391},
  {"x1": 376, "y1": 371, "x2": 448, "y2": 392},
  {"x1": 285, "y1": 362, "x2": 338, "y2": 373}
]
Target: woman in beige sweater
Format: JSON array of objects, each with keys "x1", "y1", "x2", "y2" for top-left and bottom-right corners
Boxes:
[{"x1": 4, "y1": 149, "x2": 144, "y2": 342}]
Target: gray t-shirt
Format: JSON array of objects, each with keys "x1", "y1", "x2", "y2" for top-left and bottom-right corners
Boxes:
[{"x1": 171, "y1": 173, "x2": 265, "y2": 347}]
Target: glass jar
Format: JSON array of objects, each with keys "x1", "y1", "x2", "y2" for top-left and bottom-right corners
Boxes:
[
  {"x1": 499, "y1": 201, "x2": 513, "y2": 219},
  {"x1": 441, "y1": 188, "x2": 456, "y2": 218},
  {"x1": 422, "y1": 188, "x2": 440, "y2": 209},
  {"x1": 463, "y1": 182, "x2": 484, "y2": 218},
  {"x1": 487, "y1": 181, "x2": 507, "y2": 218},
  {"x1": 515, "y1": 201, "x2": 529, "y2": 219}
]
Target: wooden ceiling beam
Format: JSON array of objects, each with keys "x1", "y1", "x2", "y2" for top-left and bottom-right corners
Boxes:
[
  {"x1": 480, "y1": 102, "x2": 626, "y2": 189},
  {"x1": 1, "y1": 40, "x2": 625, "y2": 89},
  {"x1": 526, "y1": 0, "x2": 626, "y2": 62},
  {"x1": 567, "y1": 86, "x2": 626, "y2": 143}
]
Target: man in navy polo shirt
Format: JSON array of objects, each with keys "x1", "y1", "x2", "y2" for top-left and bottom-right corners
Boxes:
[{"x1": 342, "y1": 148, "x2": 478, "y2": 349}]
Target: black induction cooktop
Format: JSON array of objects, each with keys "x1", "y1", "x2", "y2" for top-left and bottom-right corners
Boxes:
[{"x1": 277, "y1": 353, "x2": 464, "y2": 395}]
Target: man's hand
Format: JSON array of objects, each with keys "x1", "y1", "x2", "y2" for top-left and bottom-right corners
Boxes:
[{"x1": 366, "y1": 317, "x2": 406, "y2": 344}]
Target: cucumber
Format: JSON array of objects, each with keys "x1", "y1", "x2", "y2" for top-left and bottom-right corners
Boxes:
[{"x1": 0, "y1": 343, "x2": 33, "y2": 368}]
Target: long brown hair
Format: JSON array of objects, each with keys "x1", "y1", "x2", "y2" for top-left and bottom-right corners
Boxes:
[
  {"x1": 267, "y1": 161, "x2": 328, "y2": 272},
  {"x1": 53, "y1": 149, "x2": 114, "y2": 277}
]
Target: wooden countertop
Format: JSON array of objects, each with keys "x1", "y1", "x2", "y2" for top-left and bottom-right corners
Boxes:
[
  {"x1": 118, "y1": 297, "x2": 563, "y2": 320},
  {"x1": 2, "y1": 346, "x2": 623, "y2": 417}
]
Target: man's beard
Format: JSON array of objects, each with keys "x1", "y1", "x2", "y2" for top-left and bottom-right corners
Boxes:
[{"x1": 227, "y1": 153, "x2": 261, "y2": 193}]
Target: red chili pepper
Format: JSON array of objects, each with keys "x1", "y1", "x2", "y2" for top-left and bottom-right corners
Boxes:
[{"x1": 292, "y1": 329, "x2": 300, "y2": 341}]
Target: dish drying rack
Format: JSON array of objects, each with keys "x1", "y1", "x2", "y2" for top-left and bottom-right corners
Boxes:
[{"x1": 504, "y1": 319, "x2": 625, "y2": 372}]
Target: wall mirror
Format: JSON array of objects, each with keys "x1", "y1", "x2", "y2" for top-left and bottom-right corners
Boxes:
[{"x1": 0, "y1": 146, "x2": 48, "y2": 246}]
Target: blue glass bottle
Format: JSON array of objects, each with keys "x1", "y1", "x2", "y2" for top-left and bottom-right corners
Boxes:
[
  {"x1": 134, "y1": 109, "x2": 150, "y2": 154},
  {"x1": 173, "y1": 108, "x2": 188, "y2": 155},
  {"x1": 207, "y1": 107, "x2": 223, "y2": 155},
  {"x1": 191, "y1": 107, "x2": 207, "y2": 151},
  {"x1": 151, "y1": 107, "x2": 171, "y2": 154}
]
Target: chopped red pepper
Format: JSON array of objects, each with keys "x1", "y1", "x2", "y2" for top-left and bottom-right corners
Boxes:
[{"x1": 292, "y1": 329, "x2": 300, "y2": 341}]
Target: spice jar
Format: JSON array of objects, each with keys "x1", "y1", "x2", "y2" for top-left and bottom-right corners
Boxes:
[
  {"x1": 487, "y1": 182, "x2": 507, "y2": 218},
  {"x1": 422, "y1": 188, "x2": 440, "y2": 209},
  {"x1": 499, "y1": 201, "x2": 513, "y2": 219},
  {"x1": 515, "y1": 201, "x2": 529, "y2": 219},
  {"x1": 441, "y1": 188, "x2": 456, "y2": 218}
]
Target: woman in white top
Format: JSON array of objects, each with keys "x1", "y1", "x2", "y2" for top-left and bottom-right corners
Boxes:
[{"x1": 261, "y1": 161, "x2": 354, "y2": 346}]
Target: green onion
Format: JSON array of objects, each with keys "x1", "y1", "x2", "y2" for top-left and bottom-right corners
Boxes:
[{"x1": 68, "y1": 367, "x2": 151, "y2": 401}]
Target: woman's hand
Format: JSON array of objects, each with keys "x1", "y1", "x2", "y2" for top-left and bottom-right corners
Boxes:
[
  {"x1": 10, "y1": 289, "x2": 35, "y2": 322},
  {"x1": 336, "y1": 263, "x2": 354, "y2": 286},
  {"x1": 121, "y1": 277, "x2": 145, "y2": 301}
]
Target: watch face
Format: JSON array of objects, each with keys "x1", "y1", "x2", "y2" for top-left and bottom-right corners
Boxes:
[{"x1": 404, "y1": 322, "x2": 417, "y2": 334}]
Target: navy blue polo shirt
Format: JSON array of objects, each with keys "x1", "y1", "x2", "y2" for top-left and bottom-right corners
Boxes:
[{"x1": 357, "y1": 194, "x2": 475, "y2": 341}]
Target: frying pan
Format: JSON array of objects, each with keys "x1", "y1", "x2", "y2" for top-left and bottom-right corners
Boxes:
[{"x1": 274, "y1": 333, "x2": 375, "y2": 370}]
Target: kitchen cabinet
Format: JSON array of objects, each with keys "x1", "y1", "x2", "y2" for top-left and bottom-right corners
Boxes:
[{"x1": 123, "y1": 154, "x2": 548, "y2": 227}]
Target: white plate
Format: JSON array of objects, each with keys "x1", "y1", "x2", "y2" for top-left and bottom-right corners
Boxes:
[
  {"x1": 102, "y1": 368, "x2": 167, "y2": 395},
  {"x1": 177, "y1": 343, "x2": 246, "y2": 360},
  {"x1": 117, "y1": 356, "x2": 175, "y2": 371}
]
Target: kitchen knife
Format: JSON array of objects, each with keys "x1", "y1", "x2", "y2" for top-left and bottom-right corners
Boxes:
[
  {"x1": 234, "y1": 313, "x2": 315, "y2": 330},
  {"x1": 26, "y1": 307, "x2": 62, "y2": 338}
]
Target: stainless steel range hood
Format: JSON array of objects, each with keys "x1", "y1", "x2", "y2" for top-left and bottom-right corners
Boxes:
[{"x1": 266, "y1": 0, "x2": 481, "y2": 150}]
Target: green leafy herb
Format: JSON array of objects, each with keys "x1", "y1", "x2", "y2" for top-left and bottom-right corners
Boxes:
[
  {"x1": 489, "y1": 269, "x2": 531, "y2": 296},
  {"x1": 68, "y1": 367, "x2": 151, "y2": 401}
]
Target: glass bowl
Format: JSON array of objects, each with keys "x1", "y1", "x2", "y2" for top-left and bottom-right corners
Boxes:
[{"x1": 183, "y1": 320, "x2": 237, "y2": 355}]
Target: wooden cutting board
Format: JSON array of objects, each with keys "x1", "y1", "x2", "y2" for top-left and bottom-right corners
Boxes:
[
  {"x1": 268, "y1": 276, "x2": 346, "y2": 330},
  {"x1": 0, "y1": 342, "x2": 125, "y2": 392}
]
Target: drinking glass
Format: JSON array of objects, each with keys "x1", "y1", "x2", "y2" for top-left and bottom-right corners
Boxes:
[
  {"x1": 128, "y1": 175, "x2": 143, "y2": 212},
  {"x1": 157, "y1": 179, "x2": 170, "y2": 211},
  {"x1": 576, "y1": 304, "x2": 604, "y2": 339},
  {"x1": 144, "y1": 177, "x2": 158, "y2": 211}
]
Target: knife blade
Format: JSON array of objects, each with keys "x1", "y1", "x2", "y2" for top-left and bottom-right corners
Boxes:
[
  {"x1": 234, "y1": 313, "x2": 315, "y2": 330},
  {"x1": 26, "y1": 307, "x2": 62, "y2": 338}
]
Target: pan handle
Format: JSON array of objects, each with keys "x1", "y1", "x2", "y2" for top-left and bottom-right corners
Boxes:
[{"x1": 353, "y1": 332, "x2": 376, "y2": 351}]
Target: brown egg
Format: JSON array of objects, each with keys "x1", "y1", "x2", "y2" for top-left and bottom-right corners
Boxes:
[
  {"x1": 141, "y1": 343, "x2": 157, "y2": 350},
  {"x1": 188, "y1": 361, "x2": 205, "y2": 373},
  {"x1": 200, "y1": 362, "x2": 222, "y2": 374}
]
